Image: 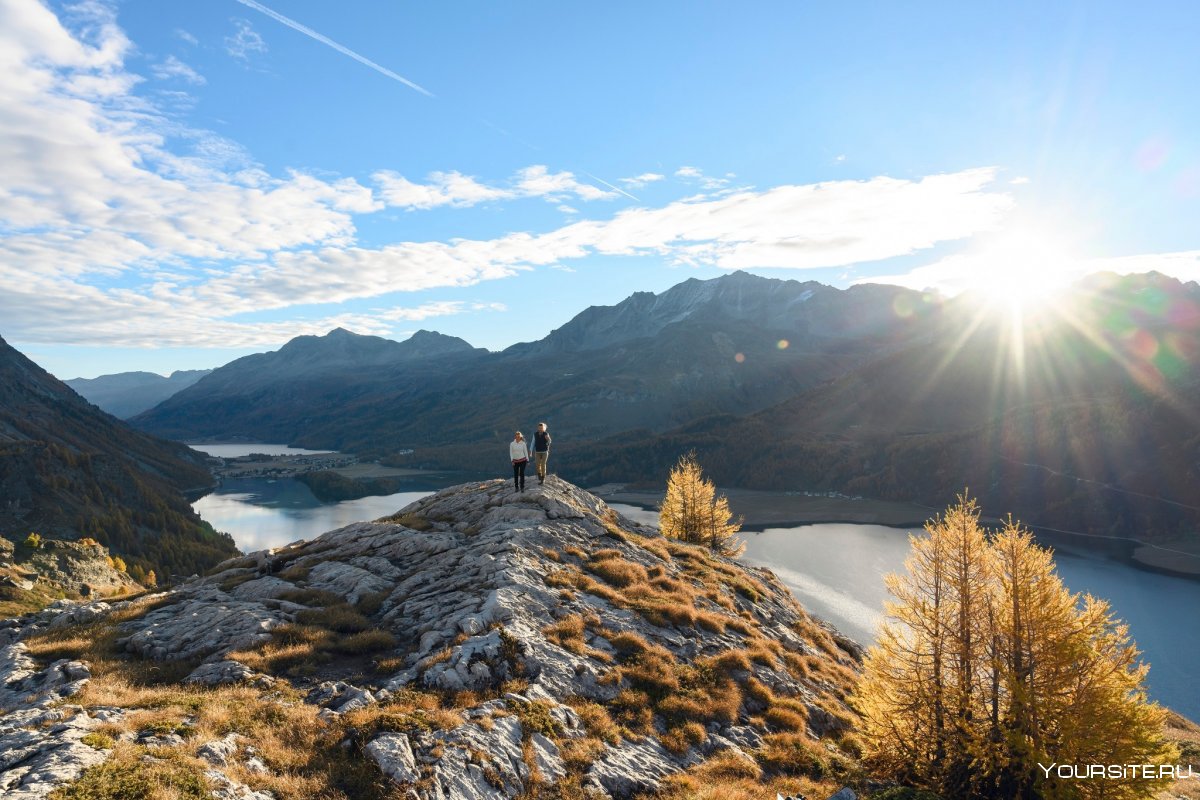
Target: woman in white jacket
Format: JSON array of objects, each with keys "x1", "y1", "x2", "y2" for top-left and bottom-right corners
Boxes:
[{"x1": 509, "y1": 431, "x2": 530, "y2": 492}]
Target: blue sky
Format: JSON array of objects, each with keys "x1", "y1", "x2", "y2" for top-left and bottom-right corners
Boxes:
[{"x1": 3, "y1": 0, "x2": 1199, "y2": 378}]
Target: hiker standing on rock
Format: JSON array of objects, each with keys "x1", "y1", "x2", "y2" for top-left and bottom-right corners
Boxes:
[
  {"x1": 532, "y1": 422, "x2": 551, "y2": 485},
  {"x1": 509, "y1": 431, "x2": 529, "y2": 492}
]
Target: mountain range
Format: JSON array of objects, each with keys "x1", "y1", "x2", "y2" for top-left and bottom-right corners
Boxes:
[
  {"x1": 0, "y1": 335, "x2": 238, "y2": 578},
  {"x1": 132, "y1": 272, "x2": 932, "y2": 450},
  {"x1": 102, "y1": 269, "x2": 1200, "y2": 554},
  {"x1": 65, "y1": 369, "x2": 211, "y2": 419}
]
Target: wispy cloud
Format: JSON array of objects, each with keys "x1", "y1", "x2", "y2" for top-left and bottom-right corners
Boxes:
[
  {"x1": 620, "y1": 172, "x2": 665, "y2": 189},
  {"x1": 675, "y1": 165, "x2": 731, "y2": 189},
  {"x1": 174, "y1": 28, "x2": 198, "y2": 46},
  {"x1": 373, "y1": 165, "x2": 619, "y2": 210},
  {"x1": 225, "y1": 18, "x2": 267, "y2": 60},
  {"x1": 233, "y1": 0, "x2": 432, "y2": 97},
  {"x1": 152, "y1": 55, "x2": 205, "y2": 85}
]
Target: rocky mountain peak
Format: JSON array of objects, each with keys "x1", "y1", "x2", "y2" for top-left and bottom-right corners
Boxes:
[{"x1": 2, "y1": 478, "x2": 865, "y2": 800}]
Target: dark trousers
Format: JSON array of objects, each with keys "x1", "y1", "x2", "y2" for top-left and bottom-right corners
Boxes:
[{"x1": 512, "y1": 460, "x2": 527, "y2": 490}]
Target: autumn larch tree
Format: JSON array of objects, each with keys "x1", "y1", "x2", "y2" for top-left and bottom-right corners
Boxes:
[
  {"x1": 659, "y1": 451, "x2": 744, "y2": 556},
  {"x1": 857, "y1": 495, "x2": 1176, "y2": 800}
]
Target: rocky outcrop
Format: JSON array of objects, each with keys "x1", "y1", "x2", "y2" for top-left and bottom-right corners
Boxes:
[
  {"x1": 2, "y1": 478, "x2": 865, "y2": 800},
  {"x1": 0, "y1": 610, "x2": 119, "y2": 800}
]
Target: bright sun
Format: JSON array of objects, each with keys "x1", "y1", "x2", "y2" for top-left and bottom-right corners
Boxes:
[{"x1": 963, "y1": 230, "x2": 1079, "y2": 310}]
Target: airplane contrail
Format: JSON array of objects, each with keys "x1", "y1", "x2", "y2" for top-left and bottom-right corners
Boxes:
[
  {"x1": 234, "y1": 0, "x2": 634, "y2": 204},
  {"x1": 583, "y1": 170, "x2": 639, "y2": 202},
  {"x1": 234, "y1": 0, "x2": 434, "y2": 97}
]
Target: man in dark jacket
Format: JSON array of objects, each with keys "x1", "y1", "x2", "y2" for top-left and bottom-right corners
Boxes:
[{"x1": 532, "y1": 422, "x2": 551, "y2": 484}]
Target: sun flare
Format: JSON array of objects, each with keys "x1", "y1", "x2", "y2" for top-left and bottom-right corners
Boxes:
[{"x1": 962, "y1": 230, "x2": 1080, "y2": 311}]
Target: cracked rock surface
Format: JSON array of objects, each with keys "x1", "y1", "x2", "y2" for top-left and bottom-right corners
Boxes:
[{"x1": 2, "y1": 477, "x2": 863, "y2": 800}]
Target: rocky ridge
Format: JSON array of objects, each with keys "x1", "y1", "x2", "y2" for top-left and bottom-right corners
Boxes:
[{"x1": 2, "y1": 478, "x2": 864, "y2": 800}]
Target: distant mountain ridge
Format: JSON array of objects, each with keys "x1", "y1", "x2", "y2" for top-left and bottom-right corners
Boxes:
[
  {"x1": 66, "y1": 369, "x2": 211, "y2": 419},
  {"x1": 132, "y1": 272, "x2": 935, "y2": 448},
  {"x1": 133, "y1": 328, "x2": 487, "y2": 442},
  {"x1": 0, "y1": 335, "x2": 238, "y2": 577}
]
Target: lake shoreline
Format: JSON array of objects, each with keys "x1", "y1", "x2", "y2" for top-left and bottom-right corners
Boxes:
[{"x1": 594, "y1": 485, "x2": 1200, "y2": 581}]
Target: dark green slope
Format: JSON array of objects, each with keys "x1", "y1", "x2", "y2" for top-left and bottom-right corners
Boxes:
[{"x1": 0, "y1": 335, "x2": 237, "y2": 578}]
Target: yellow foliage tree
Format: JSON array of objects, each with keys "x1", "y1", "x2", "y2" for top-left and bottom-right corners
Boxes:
[
  {"x1": 857, "y1": 496, "x2": 1175, "y2": 800},
  {"x1": 659, "y1": 452, "x2": 744, "y2": 556}
]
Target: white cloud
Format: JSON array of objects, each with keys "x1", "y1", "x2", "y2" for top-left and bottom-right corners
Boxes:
[
  {"x1": 557, "y1": 204, "x2": 579, "y2": 215},
  {"x1": 373, "y1": 165, "x2": 617, "y2": 210},
  {"x1": 1010, "y1": 176, "x2": 1030, "y2": 185},
  {"x1": 152, "y1": 55, "x2": 205, "y2": 85},
  {"x1": 619, "y1": 172, "x2": 665, "y2": 189},
  {"x1": 858, "y1": 249, "x2": 1200, "y2": 296},
  {"x1": 674, "y1": 164, "x2": 730, "y2": 190},
  {"x1": 0, "y1": 0, "x2": 1018, "y2": 352},
  {"x1": 174, "y1": 28, "x2": 199, "y2": 46},
  {"x1": 225, "y1": 18, "x2": 267, "y2": 60},
  {"x1": 373, "y1": 170, "x2": 512, "y2": 209}
]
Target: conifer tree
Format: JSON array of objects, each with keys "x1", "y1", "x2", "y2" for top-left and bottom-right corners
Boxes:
[
  {"x1": 659, "y1": 452, "x2": 744, "y2": 556},
  {"x1": 857, "y1": 497, "x2": 1175, "y2": 800}
]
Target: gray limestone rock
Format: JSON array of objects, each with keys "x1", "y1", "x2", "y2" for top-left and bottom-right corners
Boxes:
[
  {"x1": 205, "y1": 768, "x2": 276, "y2": 800},
  {"x1": 365, "y1": 733, "x2": 420, "y2": 785},
  {"x1": 185, "y1": 660, "x2": 255, "y2": 686},
  {"x1": 197, "y1": 733, "x2": 243, "y2": 767},
  {"x1": 0, "y1": 704, "x2": 121, "y2": 800},
  {"x1": 10, "y1": 477, "x2": 862, "y2": 800},
  {"x1": 307, "y1": 681, "x2": 377, "y2": 715},
  {"x1": 118, "y1": 588, "x2": 286, "y2": 661},
  {"x1": 585, "y1": 737, "x2": 695, "y2": 799}
]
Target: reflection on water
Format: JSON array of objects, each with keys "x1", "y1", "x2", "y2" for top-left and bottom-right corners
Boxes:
[
  {"x1": 188, "y1": 443, "x2": 335, "y2": 457},
  {"x1": 193, "y1": 477, "x2": 430, "y2": 553}
]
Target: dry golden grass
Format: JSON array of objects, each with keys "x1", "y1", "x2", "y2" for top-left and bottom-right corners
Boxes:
[
  {"x1": 355, "y1": 591, "x2": 390, "y2": 616},
  {"x1": 543, "y1": 614, "x2": 587, "y2": 654},
  {"x1": 633, "y1": 535, "x2": 672, "y2": 562},
  {"x1": 701, "y1": 649, "x2": 753, "y2": 676},
  {"x1": 585, "y1": 556, "x2": 648, "y2": 588},
  {"x1": 660, "y1": 721, "x2": 707, "y2": 755},
  {"x1": 658, "y1": 763, "x2": 834, "y2": 800},
  {"x1": 277, "y1": 587, "x2": 345, "y2": 607},
  {"x1": 50, "y1": 647, "x2": 411, "y2": 800},
  {"x1": 564, "y1": 699, "x2": 620, "y2": 745},
  {"x1": 335, "y1": 629, "x2": 397, "y2": 655},
  {"x1": 377, "y1": 511, "x2": 433, "y2": 531},
  {"x1": 295, "y1": 604, "x2": 370, "y2": 633}
]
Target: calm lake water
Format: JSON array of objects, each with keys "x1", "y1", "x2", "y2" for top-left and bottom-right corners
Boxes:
[
  {"x1": 193, "y1": 487, "x2": 1198, "y2": 719},
  {"x1": 188, "y1": 443, "x2": 334, "y2": 457},
  {"x1": 193, "y1": 477, "x2": 431, "y2": 553}
]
